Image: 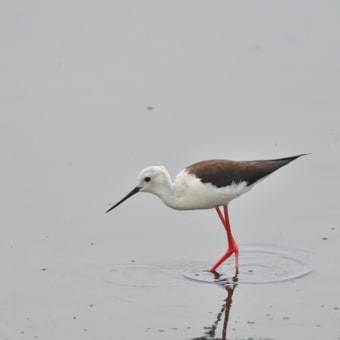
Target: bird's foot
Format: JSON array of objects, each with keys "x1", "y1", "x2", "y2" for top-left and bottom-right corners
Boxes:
[{"x1": 209, "y1": 246, "x2": 239, "y2": 273}]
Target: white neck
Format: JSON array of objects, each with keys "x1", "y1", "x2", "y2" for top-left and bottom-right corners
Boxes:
[{"x1": 153, "y1": 176, "x2": 177, "y2": 209}]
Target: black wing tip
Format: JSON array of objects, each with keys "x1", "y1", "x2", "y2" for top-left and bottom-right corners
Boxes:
[
  {"x1": 274, "y1": 153, "x2": 310, "y2": 163},
  {"x1": 293, "y1": 152, "x2": 311, "y2": 158}
]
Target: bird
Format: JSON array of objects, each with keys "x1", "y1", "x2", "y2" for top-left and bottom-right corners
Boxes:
[{"x1": 106, "y1": 154, "x2": 307, "y2": 273}]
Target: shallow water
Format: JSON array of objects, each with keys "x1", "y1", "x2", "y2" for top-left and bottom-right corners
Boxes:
[
  {"x1": 183, "y1": 245, "x2": 312, "y2": 285},
  {"x1": 106, "y1": 245, "x2": 312, "y2": 287},
  {"x1": 1, "y1": 1, "x2": 340, "y2": 339}
]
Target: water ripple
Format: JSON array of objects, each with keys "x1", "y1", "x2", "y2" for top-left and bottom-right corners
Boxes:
[
  {"x1": 104, "y1": 245, "x2": 312, "y2": 287},
  {"x1": 183, "y1": 244, "x2": 312, "y2": 285}
]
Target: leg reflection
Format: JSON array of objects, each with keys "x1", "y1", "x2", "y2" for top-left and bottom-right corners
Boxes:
[{"x1": 192, "y1": 269, "x2": 238, "y2": 340}]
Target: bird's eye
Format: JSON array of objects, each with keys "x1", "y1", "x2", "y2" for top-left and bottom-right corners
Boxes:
[{"x1": 144, "y1": 177, "x2": 151, "y2": 182}]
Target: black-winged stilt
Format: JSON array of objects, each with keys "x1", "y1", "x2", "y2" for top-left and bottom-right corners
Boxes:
[{"x1": 106, "y1": 154, "x2": 307, "y2": 272}]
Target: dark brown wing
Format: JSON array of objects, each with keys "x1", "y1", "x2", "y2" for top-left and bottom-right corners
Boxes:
[{"x1": 186, "y1": 154, "x2": 306, "y2": 188}]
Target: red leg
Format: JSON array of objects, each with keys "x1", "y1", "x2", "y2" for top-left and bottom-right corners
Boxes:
[{"x1": 209, "y1": 205, "x2": 239, "y2": 272}]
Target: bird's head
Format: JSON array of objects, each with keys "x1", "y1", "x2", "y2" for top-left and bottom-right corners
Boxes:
[
  {"x1": 105, "y1": 165, "x2": 170, "y2": 213},
  {"x1": 136, "y1": 166, "x2": 169, "y2": 193}
]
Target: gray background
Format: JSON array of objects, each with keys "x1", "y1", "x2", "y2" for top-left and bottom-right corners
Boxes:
[{"x1": 1, "y1": 1, "x2": 340, "y2": 339}]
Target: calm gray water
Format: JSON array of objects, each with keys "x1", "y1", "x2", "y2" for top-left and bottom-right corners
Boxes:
[{"x1": 1, "y1": 1, "x2": 340, "y2": 339}]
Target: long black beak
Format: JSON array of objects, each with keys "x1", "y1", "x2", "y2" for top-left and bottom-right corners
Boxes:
[{"x1": 105, "y1": 186, "x2": 141, "y2": 213}]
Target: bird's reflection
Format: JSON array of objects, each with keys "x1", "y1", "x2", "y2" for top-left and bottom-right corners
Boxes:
[{"x1": 192, "y1": 269, "x2": 239, "y2": 340}]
